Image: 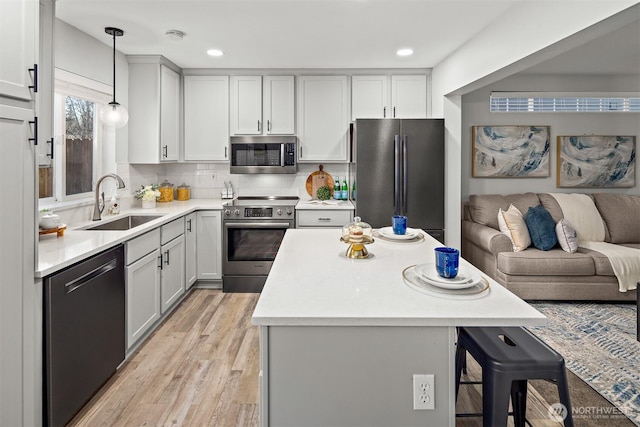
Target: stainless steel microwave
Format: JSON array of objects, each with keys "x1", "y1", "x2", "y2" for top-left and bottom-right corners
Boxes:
[{"x1": 229, "y1": 136, "x2": 297, "y2": 174}]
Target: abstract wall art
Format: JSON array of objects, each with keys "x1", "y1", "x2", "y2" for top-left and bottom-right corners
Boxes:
[
  {"x1": 472, "y1": 125, "x2": 550, "y2": 177},
  {"x1": 557, "y1": 135, "x2": 636, "y2": 188}
]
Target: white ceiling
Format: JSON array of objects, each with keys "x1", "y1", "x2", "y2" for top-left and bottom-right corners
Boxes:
[{"x1": 55, "y1": 0, "x2": 639, "y2": 75}]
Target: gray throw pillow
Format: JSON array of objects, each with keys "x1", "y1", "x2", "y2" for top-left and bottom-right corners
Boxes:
[{"x1": 556, "y1": 219, "x2": 578, "y2": 253}]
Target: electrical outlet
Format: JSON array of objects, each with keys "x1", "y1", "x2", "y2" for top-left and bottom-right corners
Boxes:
[
  {"x1": 413, "y1": 374, "x2": 435, "y2": 410},
  {"x1": 211, "y1": 173, "x2": 216, "y2": 180}
]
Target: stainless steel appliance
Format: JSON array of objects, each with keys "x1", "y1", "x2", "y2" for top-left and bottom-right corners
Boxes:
[
  {"x1": 353, "y1": 119, "x2": 445, "y2": 242},
  {"x1": 44, "y1": 245, "x2": 125, "y2": 426},
  {"x1": 222, "y1": 196, "x2": 298, "y2": 292},
  {"x1": 230, "y1": 135, "x2": 297, "y2": 174}
]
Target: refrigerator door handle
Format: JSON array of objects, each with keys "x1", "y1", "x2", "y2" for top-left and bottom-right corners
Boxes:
[
  {"x1": 402, "y1": 135, "x2": 408, "y2": 215},
  {"x1": 394, "y1": 135, "x2": 401, "y2": 215}
]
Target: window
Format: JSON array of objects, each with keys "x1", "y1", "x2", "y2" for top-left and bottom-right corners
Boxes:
[
  {"x1": 40, "y1": 71, "x2": 112, "y2": 203},
  {"x1": 490, "y1": 92, "x2": 640, "y2": 113}
]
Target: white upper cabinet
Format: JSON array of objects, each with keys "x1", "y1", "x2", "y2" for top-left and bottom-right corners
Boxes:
[
  {"x1": 351, "y1": 75, "x2": 388, "y2": 120},
  {"x1": 0, "y1": 0, "x2": 36, "y2": 101},
  {"x1": 263, "y1": 75, "x2": 295, "y2": 135},
  {"x1": 230, "y1": 75, "x2": 294, "y2": 135},
  {"x1": 230, "y1": 76, "x2": 262, "y2": 135},
  {"x1": 297, "y1": 75, "x2": 349, "y2": 163},
  {"x1": 128, "y1": 57, "x2": 180, "y2": 163},
  {"x1": 390, "y1": 75, "x2": 427, "y2": 118},
  {"x1": 184, "y1": 75, "x2": 229, "y2": 161},
  {"x1": 352, "y1": 75, "x2": 427, "y2": 119}
]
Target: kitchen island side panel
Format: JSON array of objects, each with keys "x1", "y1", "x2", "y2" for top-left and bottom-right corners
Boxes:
[{"x1": 265, "y1": 325, "x2": 455, "y2": 426}]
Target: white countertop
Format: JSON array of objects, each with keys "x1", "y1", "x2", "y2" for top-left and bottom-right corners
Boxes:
[
  {"x1": 252, "y1": 228, "x2": 547, "y2": 327},
  {"x1": 295, "y1": 199, "x2": 354, "y2": 210},
  {"x1": 37, "y1": 199, "x2": 224, "y2": 278}
]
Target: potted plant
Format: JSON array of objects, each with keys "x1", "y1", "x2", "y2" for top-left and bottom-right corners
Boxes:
[{"x1": 134, "y1": 185, "x2": 160, "y2": 209}]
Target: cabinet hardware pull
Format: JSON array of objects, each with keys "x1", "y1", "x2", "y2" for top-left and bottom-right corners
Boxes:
[
  {"x1": 187, "y1": 219, "x2": 192, "y2": 232},
  {"x1": 158, "y1": 254, "x2": 163, "y2": 269},
  {"x1": 164, "y1": 250, "x2": 170, "y2": 265},
  {"x1": 47, "y1": 138, "x2": 54, "y2": 159},
  {"x1": 393, "y1": 106, "x2": 396, "y2": 118},
  {"x1": 162, "y1": 145, "x2": 168, "y2": 158},
  {"x1": 383, "y1": 107, "x2": 386, "y2": 118},
  {"x1": 267, "y1": 120, "x2": 271, "y2": 132},
  {"x1": 28, "y1": 64, "x2": 38, "y2": 93},
  {"x1": 29, "y1": 116, "x2": 38, "y2": 145},
  {"x1": 258, "y1": 120, "x2": 261, "y2": 132},
  {"x1": 300, "y1": 146, "x2": 303, "y2": 158},
  {"x1": 318, "y1": 217, "x2": 331, "y2": 222},
  {"x1": 225, "y1": 146, "x2": 228, "y2": 158}
]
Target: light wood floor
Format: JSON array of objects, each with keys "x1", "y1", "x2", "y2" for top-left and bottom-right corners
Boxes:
[{"x1": 69, "y1": 289, "x2": 561, "y2": 427}]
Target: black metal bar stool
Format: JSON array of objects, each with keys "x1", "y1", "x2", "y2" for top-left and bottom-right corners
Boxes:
[{"x1": 455, "y1": 326, "x2": 573, "y2": 427}]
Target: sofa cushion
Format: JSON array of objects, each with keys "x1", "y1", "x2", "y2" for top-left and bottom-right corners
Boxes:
[
  {"x1": 537, "y1": 193, "x2": 564, "y2": 223},
  {"x1": 497, "y1": 204, "x2": 531, "y2": 252},
  {"x1": 583, "y1": 247, "x2": 616, "y2": 276},
  {"x1": 556, "y1": 219, "x2": 579, "y2": 253},
  {"x1": 496, "y1": 248, "x2": 596, "y2": 276},
  {"x1": 593, "y1": 193, "x2": 640, "y2": 244},
  {"x1": 468, "y1": 193, "x2": 540, "y2": 230},
  {"x1": 524, "y1": 205, "x2": 558, "y2": 250}
]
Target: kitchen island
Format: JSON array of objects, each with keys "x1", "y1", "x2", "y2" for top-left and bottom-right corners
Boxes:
[{"x1": 252, "y1": 228, "x2": 546, "y2": 426}]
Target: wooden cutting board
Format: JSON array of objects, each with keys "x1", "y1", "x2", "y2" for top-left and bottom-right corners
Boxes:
[{"x1": 306, "y1": 165, "x2": 334, "y2": 198}]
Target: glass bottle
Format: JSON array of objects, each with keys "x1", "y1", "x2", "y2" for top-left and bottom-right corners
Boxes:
[{"x1": 341, "y1": 177, "x2": 349, "y2": 200}]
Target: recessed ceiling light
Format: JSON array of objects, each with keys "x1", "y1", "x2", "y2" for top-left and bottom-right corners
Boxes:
[
  {"x1": 207, "y1": 49, "x2": 224, "y2": 57},
  {"x1": 397, "y1": 48, "x2": 414, "y2": 57}
]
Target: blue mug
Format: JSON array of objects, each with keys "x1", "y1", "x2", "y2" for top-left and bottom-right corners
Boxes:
[
  {"x1": 435, "y1": 247, "x2": 459, "y2": 279},
  {"x1": 392, "y1": 215, "x2": 407, "y2": 235}
]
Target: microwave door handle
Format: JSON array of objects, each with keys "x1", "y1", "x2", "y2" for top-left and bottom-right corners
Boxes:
[{"x1": 280, "y1": 144, "x2": 285, "y2": 167}]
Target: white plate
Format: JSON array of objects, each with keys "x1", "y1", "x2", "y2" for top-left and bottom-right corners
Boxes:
[
  {"x1": 379, "y1": 226, "x2": 420, "y2": 240},
  {"x1": 414, "y1": 263, "x2": 482, "y2": 289},
  {"x1": 403, "y1": 266, "x2": 490, "y2": 299}
]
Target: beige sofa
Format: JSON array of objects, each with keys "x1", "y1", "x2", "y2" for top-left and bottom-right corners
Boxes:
[{"x1": 462, "y1": 192, "x2": 639, "y2": 301}]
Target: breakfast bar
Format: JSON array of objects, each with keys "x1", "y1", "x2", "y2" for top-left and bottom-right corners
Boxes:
[{"x1": 252, "y1": 228, "x2": 547, "y2": 426}]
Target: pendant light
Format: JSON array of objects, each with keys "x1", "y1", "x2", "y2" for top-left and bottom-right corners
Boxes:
[{"x1": 100, "y1": 27, "x2": 129, "y2": 128}]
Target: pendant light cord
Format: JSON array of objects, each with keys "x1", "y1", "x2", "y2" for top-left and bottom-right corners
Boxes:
[{"x1": 112, "y1": 29, "x2": 116, "y2": 104}]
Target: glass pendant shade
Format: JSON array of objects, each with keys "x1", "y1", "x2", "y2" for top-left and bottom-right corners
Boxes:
[
  {"x1": 101, "y1": 27, "x2": 129, "y2": 128},
  {"x1": 100, "y1": 101, "x2": 129, "y2": 128}
]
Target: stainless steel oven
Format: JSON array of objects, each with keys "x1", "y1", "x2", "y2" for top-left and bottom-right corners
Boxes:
[{"x1": 222, "y1": 196, "x2": 298, "y2": 292}]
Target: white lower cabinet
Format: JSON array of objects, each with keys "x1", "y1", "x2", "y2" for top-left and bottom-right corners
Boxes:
[
  {"x1": 185, "y1": 212, "x2": 197, "y2": 289},
  {"x1": 296, "y1": 209, "x2": 353, "y2": 228},
  {"x1": 196, "y1": 210, "x2": 222, "y2": 280},
  {"x1": 160, "y1": 218, "x2": 186, "y2": 313},
  {"x1": 125, "y1": 228, "x2": 162, "y2": 350}
]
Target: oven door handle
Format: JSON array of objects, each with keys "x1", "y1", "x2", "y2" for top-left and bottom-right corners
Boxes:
[{"x1": 224, "y1": 222, "x2": 292, "y2": 229}]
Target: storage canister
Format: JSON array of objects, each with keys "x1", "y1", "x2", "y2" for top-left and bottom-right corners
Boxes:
[
  {"x1": 158, "y1": 180, "x2": 174, "y2": 202},
  {"x1": 177, "y1": 183, "x2": 190, "y2": 201}
]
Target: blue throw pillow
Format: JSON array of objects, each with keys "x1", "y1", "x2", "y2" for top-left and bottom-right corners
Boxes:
[{"x1": 525, "y1": 205, "x2": 558, "y2": 251}]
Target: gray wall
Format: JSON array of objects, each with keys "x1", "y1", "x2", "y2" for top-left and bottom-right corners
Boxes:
[{"x1": 462, "y1": 74, "x2": 640, "y2": 199}]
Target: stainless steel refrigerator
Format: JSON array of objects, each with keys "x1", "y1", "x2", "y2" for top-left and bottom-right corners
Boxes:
[{"x1": 353, "y1": 119, "x2": 445, "y2": 242}]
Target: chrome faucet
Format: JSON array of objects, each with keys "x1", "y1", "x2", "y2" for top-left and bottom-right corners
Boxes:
[{"x1": 93, "y1": 173, "x2": 126, "y2": 221}]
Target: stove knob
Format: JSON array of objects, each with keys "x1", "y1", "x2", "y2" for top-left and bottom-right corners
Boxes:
[
  {"x1": 224, "y1": 209, "x2": 231, "y2": 216},
  {"x1": 233, "y1": 209, "x2": 241, "y2": 216},
  {"x1": 276, "y1": 208, "x2": 283, "y2": 216},
  {"x1": 286, "y1": 208, "x2": 293, "y2": 216}
]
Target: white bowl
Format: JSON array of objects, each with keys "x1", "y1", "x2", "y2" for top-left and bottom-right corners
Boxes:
[{"x1": 40, "y1": 214, "x2": 60, "y2": 230}]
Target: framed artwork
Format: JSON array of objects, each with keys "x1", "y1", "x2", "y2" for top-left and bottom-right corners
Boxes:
[
  {"x1": 472, "y1": 125, "x2": 550, "y2": 177},
  {"x1": 557, "y1": 135, "x2": 636, "y2": 188}
]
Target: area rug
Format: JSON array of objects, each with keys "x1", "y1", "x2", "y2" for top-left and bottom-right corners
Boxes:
[{"x1": 528, "y1": 302, "x2": 640, "y2": 426}]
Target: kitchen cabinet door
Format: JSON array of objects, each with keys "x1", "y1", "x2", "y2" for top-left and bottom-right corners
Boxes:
[
  {"x1": 230, "y1": 75, "x2": 262, "y2": 135},
  {"x1": 126, "y1": 248, "x2": 161, "y2": 349},
  {"x1": 128, "y1": 56, "x2": 181, "y2": 163},
  {"x1": 185, "y1": 212, "x2": 197, "y2": 289},
  {"x1": 196, "y1": 210, "x2": 222, "y2": 281},
  {"x1": 184, "y1": 75, "x2": 229, "y2": 161},
  {"x1": 264, "y1": 75, "x2": 295, "y2": 134},
  {"x1": 0, "y1": 0, "x2": 36, "y2": 101},
  {"x1": 297, "y1": 75, "x2": 349, "y2": 163},
  {"x1": 391, "y1": 75, "x2": 427, "y2": 118},
  {"x1": 160, "y1": 235, "x2": 185, "y2": 313},
  {"x1": 0, "y1": 105, "x2": 36, "y2": 427},
  {"x1": 351, "y1": 75, "x2": 388, "y2": 120},
  {"x1": 160, "y1": 65, "x2": 180, "y2": 161}
]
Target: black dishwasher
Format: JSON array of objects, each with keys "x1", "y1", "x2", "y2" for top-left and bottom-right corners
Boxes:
[{"x1": 44, "y1": 244, "x2": 125, "y2": 427}]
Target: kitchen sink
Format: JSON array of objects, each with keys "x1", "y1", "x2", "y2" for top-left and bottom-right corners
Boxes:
[{"x1": 82, "y1": 214, "x2": 164, "y2": 231}]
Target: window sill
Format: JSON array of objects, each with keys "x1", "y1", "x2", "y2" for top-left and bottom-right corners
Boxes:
[{"x1": 39, "y1": 198, "x2": 94, "y2": 213}]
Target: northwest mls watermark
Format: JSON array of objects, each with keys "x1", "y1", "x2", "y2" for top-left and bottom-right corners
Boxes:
[{"x1": 548, "y1": 403, "x2": 635, "y2": 422}]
